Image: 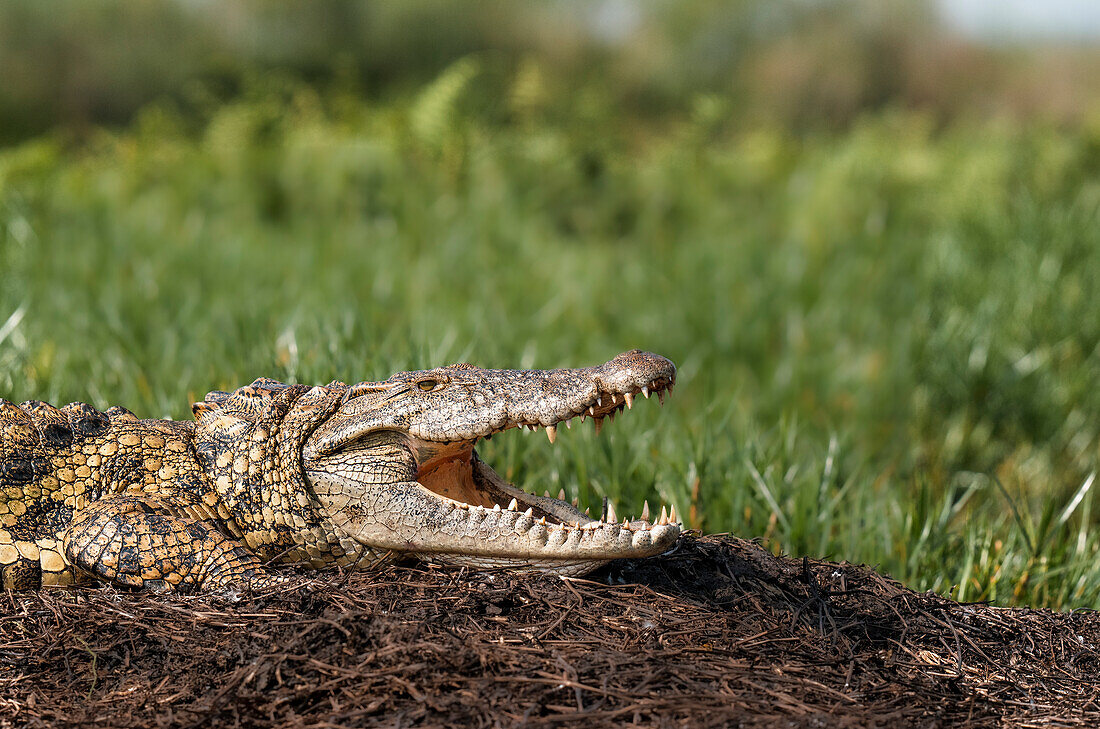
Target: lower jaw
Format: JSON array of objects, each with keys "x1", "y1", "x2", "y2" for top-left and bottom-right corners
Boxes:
[
  {"x1": 410, "y1": 450, "x2": 680, "y2": 565},
  {"x1": 416, "y1": 447, "x2": 594, "y2": 526}
]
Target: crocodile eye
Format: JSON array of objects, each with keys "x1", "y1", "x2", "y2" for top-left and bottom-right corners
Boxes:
[{"x1": 417, "y1": 379, "x2": 439, "y2": 392}]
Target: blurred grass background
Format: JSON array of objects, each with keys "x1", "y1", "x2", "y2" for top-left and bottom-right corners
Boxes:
[{"x1": 1, "y1": 0, "x2": 1099, "y2": 608}]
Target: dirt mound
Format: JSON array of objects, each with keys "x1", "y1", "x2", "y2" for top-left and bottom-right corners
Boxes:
[{"x1": 1, "y1": 535, "x2": 1097, "y2": 728}]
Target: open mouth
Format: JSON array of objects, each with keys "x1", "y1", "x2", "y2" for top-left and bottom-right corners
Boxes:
[
  {"x1": 410, "y1": 371, "x2": 680, "y2": 532},
  {"x1": 303, "y1": 350, "x2": 683, "y2": 573}
]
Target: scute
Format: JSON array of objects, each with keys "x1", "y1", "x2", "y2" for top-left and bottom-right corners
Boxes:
[{"x1": 193, "y1": 379, "x2": 297, "y2": 426}]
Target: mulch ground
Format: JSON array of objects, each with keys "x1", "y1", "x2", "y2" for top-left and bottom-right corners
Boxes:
[{"x1": 1, "y1": 535, "x2": 1098, "y2": 728}]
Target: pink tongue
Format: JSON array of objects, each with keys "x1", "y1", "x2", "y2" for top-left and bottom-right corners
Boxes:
[{"x1": 417, "y1": 455, "x2": 492, "y2": 506}]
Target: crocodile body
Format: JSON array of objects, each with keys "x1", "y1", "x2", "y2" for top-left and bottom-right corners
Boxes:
[{"x1": 0, "y1": 351, "x2": 680, "y2": 591}]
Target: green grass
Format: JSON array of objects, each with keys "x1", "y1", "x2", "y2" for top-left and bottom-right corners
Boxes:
[{"x1": 1, "y1": 74, "x2": 1098, "y2": 608}]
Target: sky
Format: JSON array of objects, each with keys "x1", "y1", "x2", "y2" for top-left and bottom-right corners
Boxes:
[{"x1": 938, "y1": 0, "x2": 1100, "y2": 42}]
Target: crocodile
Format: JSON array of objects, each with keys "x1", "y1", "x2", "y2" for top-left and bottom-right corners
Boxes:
[{"x1": 0, "y1": 350, "x2": 680, "y2": 591}]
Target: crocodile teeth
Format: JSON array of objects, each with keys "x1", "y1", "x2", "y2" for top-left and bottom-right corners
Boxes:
[
  {"x1": 641, "y1": 500, "x2": 650, "y2": 521},
  {"x1": 589, "y1": 406, "x2": 596, "y2": 416},
  {"x1": 507, "y1": 498, "x2": 518, "y2": 511},
  {"x1": 597, "y1": 394, "x2": 603, "y2": 407},
  {"x1": 524, "y1": 507, "x2": 533, "y2": 517},
  {"x1": 669, "y1": 504, "x2": 678, "y2": 524},
  {"x1": 546, "y1": 424, "x2": 557, "y2": 444},
  {"x1": 642, "y1": 386, "x2": 650, "y2": 398},
  {"x1": 606, "y1": 501, "x2": 617, "y2": 524},
  {"x1": 658, "y1": 506, "x2": 669, "y2": 525},
  {"x1": 593, "y1": 417, "x2": 603, "y2": 436},
  {"x1": 657, "y1": 390, "x2": 665, "y2": 406},
  {"x1": 565, "y1": 420, "x2": 572, "y2": 429},
  {"x1": 493, "y1": 503, "x2": 501, "y2": 511},
  {"x1": 623, "y1": 392, "x2": 634, "y2": 409},
  {"x1": 558, "y1": 489, "x2": 567, "y2": 501}
]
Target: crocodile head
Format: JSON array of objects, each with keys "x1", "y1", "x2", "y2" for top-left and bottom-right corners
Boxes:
[{"x1": 301, "y1": 350, "x2": 681, "y2": 576}]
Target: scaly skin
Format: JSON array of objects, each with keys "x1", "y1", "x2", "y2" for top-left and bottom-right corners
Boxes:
[{"x1": 0, "y1": 350, "x2": 680, "y2": 591}]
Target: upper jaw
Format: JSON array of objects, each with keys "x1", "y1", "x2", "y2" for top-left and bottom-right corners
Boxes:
[{"x1": 411, "y1": 351, "x2": 677, "y2": 445}]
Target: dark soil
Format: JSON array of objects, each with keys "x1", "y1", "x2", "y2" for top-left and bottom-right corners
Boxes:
[{"x1": 1, "y1": 535, "x2": 1098, "y2": 728}]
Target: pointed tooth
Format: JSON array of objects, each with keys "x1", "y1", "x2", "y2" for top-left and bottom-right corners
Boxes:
[
  {"x1": 524, "y1": 507, "x2": 534, "y2": 517},
  {"x1": 508, "y1": 498, "x2": 518, "y2": 511},
  {"x1": 623, "y1": 392, "x2": 634, "y2": 409},
  {"x1": 607, "y1": 410, "x2": 616, "y2": 423},
  {"x1": 659, "y1": 506, "x2": 668, "y2": 525},
  {"x1": 667, "y1": 383, "x2": 674, "y2": 395},
  {"x1": 493, "y1": 503, "x2": 501, "y2": 511},
  {"x1": 544, "y1": 491, "x2": 551, "y2": 498},
  {"x1": 538, "y1": 516, "x2": 547, "y2": 525},
  {"x1": 572, "y1": 497, "x2": 579, "y2": 506},
  {"x1": 594, "y1": 417, "x2": 604, "y2": 436},
  {"x1": 589, "y1": 406, "x2": 596, "y2": 416},
  {"x1": 641, "y1": 501, "x2": 650, "y2": 521},
  {"x1": 558, "y1": 489, "x2": 566, "y2": 501},
  {"x1": 546, "y1": 424, "x2": 557, "y2": 444},
  {"x1": 565, "y1": 420, "x2": 572, "y2": 429},
  {"x1": 596, "y1": 394, "x2": 603, "y2": 407},
  {"x1": 642, "y1": 386, "x2": 650, "y2": 399},
  {"x1": 584, "y1": 507, "x2": 590, "y2": 516},
  {"x1": 657, "y1": 390, "x2": 665, "y2": 406},
  {"x1": 606, "y1": 501, "x2": 617, "y2": 524},
  {"x1": 669, "y1": 504, "x2": 678, "y2": 523},
  {"x1": 572, "y1": 521, "x2": 579, "y2": 529},
  {"x1": 527, "y1": 424, "x2": 537, "y2": 432}
]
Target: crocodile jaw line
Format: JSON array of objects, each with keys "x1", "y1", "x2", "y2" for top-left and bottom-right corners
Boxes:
[{"x1": 308, "y1": 352, "x2": 681, "y2": 574}]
